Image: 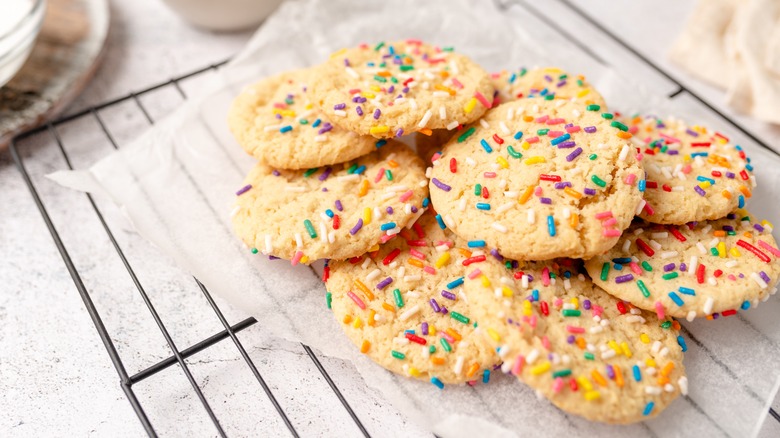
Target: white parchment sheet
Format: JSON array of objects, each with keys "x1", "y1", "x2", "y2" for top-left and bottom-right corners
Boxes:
[{"x1": 49, "y1": 0, "x2": 780, "y2": 436}]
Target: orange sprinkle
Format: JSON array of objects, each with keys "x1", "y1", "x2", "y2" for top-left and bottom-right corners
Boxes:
[
  {"x1": 713, "y1": 230, "x2": 726, "y2": 237},
  {"x1": 523, "y1": 115, "x2": 534, "y2": 122},
  {"x1": 376, "y1": 71, "x2": 392, "y2": 77},
  {"x1": 661, "y1": 362, "x2": 675, "y2": 378},
  {"x1": 430, "y1": 357, "x2": 446, "y2": 365},
  {"x1": 360, "y1": 340, "x2": 371, "y2": 353},
  {"x1": 575, "y1": 337, "x2": 586, "y2": 349},
  {"x1": 616, "y1": 131, "x2": 632, "y2": 139},
  {"x1": 591, "y1": 370, "x2": 607, "y2": 386},
  {"x1": 434, "y1": 84, "x2": 456, "y2": 96},
  {"x1": 367, "y1": 309, "x2": 376, "y2": 327},
  {"x1": 518, "y1": 186, "x2": 534, "y2": 204},
  {"x1": 466, "y1": 363, "x2": 480, "y2": 378},
  {"x1": 614, "y1": 366, "x2": 624, "y2": 387},
  {"x1": 445, "y1": 328, "x2": 462, "y2": 341},
  {"x1": 408, "y1": 258, "x2": 424, "y2": 268},
  {"x1": 564, "y1": 187, "x2": 583, "y2": 199},
  {"x1": 343, "y1": 315, "x2": 353, "y2": 324},
  {"x1": 388, "y1": 160, "x2": 399, "y2": 168},
  {"x1": 743, "y1": 231, "x2": 753, "y2": 239},
  {"x1": 358, "y1": 179, "x2": 370, "y2": 197},
  {"x1": 569, "y1": 213, "x2": 579, "y2": 228},
  {"x1": 418, "y1": 128, "x2": 433, "y2": 136},
  {"x1": 381, "y1": 302, "x2": 395, "y2": 312},
  {"x1": 721, "y1": 190, "x2": 732, "y2": 199},
  {"x1": 457, "y1": 248, "x2": 472, "y2": 258},
  {"x1": 671, "y1": 320, "x2": 681, "y2": 330},
  {"x1": 739, "y1": 186, "x2": 752, "y2": 198},
  {"x1": 354, "y1": 279, "x2": 375, "y2": 301}
]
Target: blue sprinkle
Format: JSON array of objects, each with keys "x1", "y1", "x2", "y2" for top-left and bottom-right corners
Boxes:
[
  {"x1": 312, "y1": 119, "x2": 322, "y2": 128},
  {"x1": 431, "y1": 377, "x2": 444, "y2": 389},
  {"x1": 325, "y1": 209, "x2": 334, "y2": 218},
  {"x1": 677, "y1": 335, "x2": 687, "y2": 353},
  {"x1": 643, "y1": 401, "x2": 655, "y2": 416},
  {"x1": 678, "y1": 286, "x2": 696, "y2": 296},
  {"x1": 632, "y1": 365, "x2": 641, "y2": 382},
  {"x1": 422, "y1": 198, "x2": 430, "y2": 208},
  {"x1": 435, "y1": 214, "x2": 446, "y2": 229},
  {"x1": 354, "y1": 165, "x2": 367, "y2": 175},
  {"x1": 691, "y1": 152, "x2": 709, "y2": 158},
  {"x1": 746, "y1": 164, "x2": 754, "y2": 171},
  {"x1": 696, "y1": 176, "x2": 715, "y2": 184},
  {"x1": 638, "y1": 179, "x2": 646, "y2": 192},
  {"x1": 612, "y1": 257, "x2": 632, "y2": 264},
  {"x1": 482, "y1": 369, "x2": 490, "y2": 384},
  {"x1": 550, "y1": 133, "x2": 571, "y2": 145},
  {"x1": 736, "y1": 145, "x2": 743, "y2": 151},
  {"x1": 446, "y1": 277, "x2": 464, "y2": 289},
  {"x1": 476, "y1": 203, "x2": 491, "y2": 210},
  {"x1": 375, "y1": 139, "x2": 387, "y2": 148},
  {"x1": 509, "y1": 73, "x2": 517, "y2": 83},
  {"x1": 405, "y1": 329, "x2": 415, "y2": 335},
  {"x1": 547, "y1": 215, "x2": 556, "y2": 236},
  {"x1": 514, "y1": 131, "x2": 523, "y2": 140},
  {"x1": 614, "y1": 263, "x2": 624, "y2": 271},
  {"x1": 738, "y1": 195, "x2": 745, "y2": 208},
  {"x1": 532, "y1": 289, "x2": 539, "y2": 301},
  {"x1": 468, "y1": 240, "x2": 486, "y2": 248},
  {"x1": 480, "y1": 139, "x2": 493, "y2": 153},
  {"x1": 741, "y1": 300, "x2": 751, "y2": 310},
  {"x1": 668, "y1": 292, "x2": 684, "y2": 307},
  {"x1": 279, "y1": 125, "x2": 293, "y2": 133},
  {"x1": 380, "y1": 222, "x2": 397, "y2": 231}
]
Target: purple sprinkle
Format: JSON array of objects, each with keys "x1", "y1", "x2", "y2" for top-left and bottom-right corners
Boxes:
[
  {"x1": 754, "y1": 224, "x2": 765, "y2": 232},
  {"x1": 334, "y1": 103, "x2": 346, "y2": 110},
  {"x1": 411, "y1": 206, "x2": 418, "y2": 213},
  {"x1": 421, "y1": 322, "x2": 429, "y2": 335},
  {"x1": 395, "y1": 128, "x2": 404, "y2": 137},
  {"x1": 544, "y1": 75, "x2": 553, "y2": 82},
  {"x1": 760, "y1": 271, "x2": 771, "y2": 283},
  {"x1": 322, "y1": 188, "x2": 328, "y2": 192},
  {"x1": 739, "y1": 273, "x2": 745, "y2": 278},
  {"x1": 584, "y1": 188, "x2": 597, "y2": 196},
  {"x1": 388, "y1": 85, "x2": 395, "y2": 94},
  {"x1": 540, "y1": 197, "x2": 552, "y2": 205},
  {"x1": 402, "y1": 86, "x2": 410, "y2": 93},
  {"x1": 557, "y1": 140, "x2": 576, "y2": 149},
  {"x1": 526, "y1": 274, "x2": 534, "y2": 282},
  {"x1": 566, "y1": 147, "x2": 583, "y2": 162},
  {"x1": 441, "y1": 290, "x2": 457, "y2": 300},
  {"x1": 723, "y1": 225, "x2": 734, "y2": 232},
  {"x1": 490, "y1": 249, "x2": 504, "y2": 261},
  {"x1": 269, "y1": 256, "x2": 280, "y2": 260},
  {"x1": 492, "y1": 363, "x2": 502, "y2": 371},
  {"x1": 667, "y1": 150, "x2": 680, "y2": 155},
  {"x1": 663, "y1": 263, "x2": 676, "y2": 272},
  {"x1": 275, "y1": 113, "x2": 282, "y2": 119},
  {"x1": 430, "y1": 298, "x2": 441, "y2": 313},
  {"x1": 376, "y1": 277, "x2": 393, "y2": 290},
  {"x1": 334, "y1": 200, "x2": 343, "y2": 212},
  {"x1": 352, "y1": 96, "x2": 361, "y2": 103},
  {"x1": 680, "y1": 263, "x2": 687, "y2": 272},
  {"x1": 554, "y1": 182, "x2": 572, "y2": 189},
  {"x1": 583, "y1": 300, "x2": 591, "y2": 310},
  {"x1": 235, "y1": 184, "x2": 252, "y2": 196},
  {"x1": 615, "y1": 274, "x2": 634, "y2": 284},
  {"x1": 584, "y1": 126, "x2": 597, "y2": 133},
  {"x1": 726, "y1": 172, "x2": 736, "y2": 179},
  {"x1": 606, "y1": 365, "x2": 615, "y2": 379},
  {"x1": 349, "y1": 218, "x2": 363, "y2": 235},
  {"x1": 343, "y1": 58, "x2": 350, "y2": 66},
  {"x1": 726, "y1": 213, "x2": 737, "y2": 219},
  {"x1": 686, "y1": 128, "x2": 699, "y2": 137},
  {"x1": 356, "y1": 106, "x2": 364, "y2": 116},
  {"x1": 694, "y1": 186, "x2": 706, "y2": 196},
  {"x1": 373, "y1": 109, "x2": 381, "y2": 120},
  {"x1": 319, "y1": 167, "x2": 332, "y2": 181},
  {"x1": 386, "y1": 206, "x2": 394, "y2": 214},
  {"x1": 431, "y1": 178, "x2": 452, "y2": 191},
  {"x1": 318, "y1": 123, "x2": 333, "y2": 135},
  {"x1": 512, "y1": 260, "x2": 519, "y2": 269},
  {"x1": 556, "y1": 80, "x2": 567, "y2": 87},
  {"x1": 441, "y1": 306, "x2": 449, "y2": 316},
  {"x1": 272, "y1": 170, "x2": 281, "y2": 176},
  {"x1": 567, "y1": 335, "x2": 576, "y2": 344}
]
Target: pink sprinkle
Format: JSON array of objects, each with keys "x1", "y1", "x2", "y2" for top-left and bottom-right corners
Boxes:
[
  {"x1": 602, "y1": 228, "x2": 621, "y2": 237},
  {"x1": 410, "y1": 249, "x2": 426, "y2": 260},
  {"x1": 629, "y1": 262, "x2": 642, "y2": 275},
  {"x1": 542, "y1": 267, "x2": 551, "y2": 286},
  {"x1": 526, "y1": 136, "x2": 540, "y2": 144},
  {"x1": 592, "y1": 305, "x2": 604, "y2": 317},
  {"x1": 637, "y1": 152, "x2": 644, "y2": 161},
  {"x1": 435, "y1": 240, "x2": 454, "y2": 248},
  {"x1": 566, "y1": 125, "x2": 581, "y2": 133},
  {"x1": 602, "y1": 218, "x2": 617, "y2": 227},
  {"x1": 441, "y1": 331, "x2": 455, "y2": 343},
  {"x1": 546, "y1": 117, "x2": 565, "y2": 125},
  {"x1": 548, "y1": 130, "x2": 565, "y2": 138},
  {"x1": 474, "y1": 91, "x2": 492, "y2": 109},
  {"x1": 534, "y1": 186, "x2": 543, "y2": 196},
  {"x1": 468, "y1": 269, "x2": 482, "y2": 279},
  {"x1": 554, "y1": 298, "x2": 563, "y2": 308},
  {"x1": 682, "y1": 164, "x2": 692, "y2": 174},
  {"x1": 624, "y1": 174, "x2": 637, "y2": 185},
  {"x1": 291, "y1": 251, "x2": 303, "y2": 266},
  {"x1": 483, "y1": 172, "x2": 497, "y2": 178},
  {"x1": 423, "y1": 266, "x2": 436, "y2": 275},
  {"x1": 451, "y1": 78, "x2": 464, "y2": 89},
  {"x1": 528, "y1": 314, "x2": 538, "y2": 328},
  {"x1": 552, "y1": 377, "x2": 564, "y2": 393},
  {"x1": 758, "y1": 240, "x2": 780, "y2": 257},
  {"x1": 659, "y1": 132, "x2": 680, "y2": 144},
  {"x1": 512, "y1": 355, "x2": 525, "y2": 375},
  {"x1": 374, "y1": 167, "x2": 385, "y2": 183},
  {"x1": 643, "y1": 203, "x2": 655, "y2": 215},
  {"x1": 727, "y1": 274, "x2": 737, "y2": 281},
  {"x1": 273, "y1": 102, "x2": 287, "y2": 109},
  {"x1": 431, "y1": 152, "x2": 442, "y2": 162},
  {"x1": 347, "y1": 291, "x2": 366, "y2": 309},
  {"x1": 566, "y1": 325, "x2": 585, "y2": 334},
  {"x1": 399, "y1": 190, "x2": 413, "y2": 202},
  {"x1": 348, "y1": 88, "x2": 361, "y2": 94},
  {"x1": 535, "y1": 115, "x2": 549, "y2": 123},
  {"x1": 654, "y1": 301, "x2": 665, "y2": 319},
  {"x1": 380, "y1": 234, "x2": 395, "y2": 244},
  {"x1": 541, "y1": 335, "x2": 551, "y2": 350},
  {"x1": 594, "y1": 211, "x2": 613, "y2": 220}
]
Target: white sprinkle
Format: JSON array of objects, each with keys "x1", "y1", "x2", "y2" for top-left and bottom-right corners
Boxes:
[
  {"x1": 688, "y1": 256, "x2": 697, "y2": 274},
  {"x1": 625, "y1": 315, "x2": 645, "y2": 324},
  {"x1": 499, "y1": 121, "x2": 510, "y2": 135},
  {"x1": 465, "y1": 157, "x2": 476, "y2": 166},
  {"x1": 696, "y1": 242, "x2": 707, "y2": 254},
  {"x1": 458, "y1": 198, "x2": 466, "y2": 211},
  {"x1": 645, "y1": 386, "x2": 663, "y2": 396},
  {"x1": 449, "y1": 60, "x2": 459, "y2": 75},
  {"x1": 314, "y1": 135, "x2": 327, "y2": 142},
  {"x1": 264, "y1": 124, "x2": 281, "y2": 132},
  {"x1": 496, "y1": 203, "x2": 513, "y2": 214},
  {"x1": 230, "y1": 206, "x2": 241, "y2": 218},
  {"x1": 707, "y1": 237, "x2": 720, "y2": 247},
  {"x1": 446, "y1": 121, "x2": 460, "y2": 130},
  {"x1": 601, "y1": 350, "x2": 616, "y2": 359},
  {"x1": 678, "y1": 376, "x2": 689, "y2": 396},
  {"x1": 328, "y1": 231, "x2": 335, "y2": 243},
  {"x1": 491, "y1": 222, "x2": 508, "y2": 233},
  {"x1": 527, "y1": 209, "x2": 535, "y2": 224},
  {"x1": 334, "y1": 110, "x2": 347, "y2": 117},
  {"x1": 635, "y1": 199, "x2": 647, "y2": 215},
  {"x1": 526, "y1": 349, "x2": 540, "y2": 364},
  {"x1": 622, "y1": 239, "x2": 631, "y2": 252},
  {"x1": 686, "y1": 310, "x2": 696, "y2": 322},
  {"x1": 319, "y1": 222, "x2": 328, "y2": 244},
  {"x1": 439, "y1": 106, "x2": 446, "y2": 120},
  {"x1": 337, "y1": 174, "x2": 361, "y2": 182},
  {"x1": 433, "y1": 91, "x2": 450, "y2": 98},
  {"x1": 562, "y1": 207, "x2": 571, "y2": 219},
  {"x1": 703, "y1": 296, "x2": 714, "y2": 315},
  {"x1": 285, "y1": 186, "x2": 307, "y2": 192},
  {"x1": 418, "y1": 110, "x2": 433, "y2": 128},
  {"x1": 444, "y1": 215, "x2": 455, "y2": 228},
  {"x1": 751, "y1": 272, "x2": 769, "y2": 289},
  {"x1": 361, "y1": 257, "x2": 371, "y2": 270},
  {"x1": 294, "y1": 233, "x2": 303, "y2": 249},
  {"x1": 404, "y1": 275, "x2": 421, "y2": 282},
  {"x1": 618, "y1": 145, "x2": 629, "y2": 162},
  {"x1": 650, "y1": 232, "x2": 668, "y2": 239},
  {"x1": 366, "y1": 269, "x2": 381, "y2": 281},
  {"x1": 454, "y1": 356, "x2": 465, "y2": 375},
  {"x1": 649, "y1": 240, "x2": 662, "y2": 250},
  {"x1": 480, "y1": 119, "x2": 490, "y2": 129},
  {"x1": 399, "y1": 304, "x2": 420, "y2": 321},
  {"x1": 660, "y1": 251, "x2": 678, "y2": 259},
  {"x1": 651, "y1": 341, "x2": 662, "y2": 355},
  {"x1": 264, "y1": 234, "x2": 273, "y2": 255},
  {"x1": 507, "y1": 108, "x2": 514, "y2": 120},
  {"x1": 503, "y1": 191, "x2": 518, "y2": 198},
  {"x1": 725, "y1": 260, "x2": 738, "y2": 268},
  {"x1": 409, "y1": 98, "x2": 418, "y2": 110},
  {"x1": 345, "y1": 66, "x2": 359, "y2": 79}
]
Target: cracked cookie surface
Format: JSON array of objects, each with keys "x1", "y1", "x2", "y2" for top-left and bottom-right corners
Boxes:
[{"x1": 491, "y1": 67, "x2": 606, "y2": 108}]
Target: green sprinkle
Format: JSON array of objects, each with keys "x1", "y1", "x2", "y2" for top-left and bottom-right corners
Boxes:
[
  {"x1": 442, "y1": 46, "x2": 454, "y2": 52},
  {"x1": 347, "y1": 163, "x2": 358, "y2": 174},
  {"x1": 610, "y1": 121, "x2": 628, "y2": 131},
  {"x1": 660, "y1": 145, "x2": 668, "y2": 153},
  {"x1": 390, "y1": 77, "x2": 398, "y2": 84},
  {"x1": 391, "y1": 350, "x2": 405, "y2": 359},
  {"x1": 537, "y1": 128, "x2": 550, "y2": 136},
  {"x1": 250, "y1": 248, "x2": 259, "y2": 254},
  {"x1": 519, "y1": 68, "x2": 528, "y2": 77},
  {"x1": 600, "y1": 262, "x2": 610, "y2": 281},
  {"x1": 544, "y1": 94, "x2": 555, "y2": 101},
  {"x1": 637, "y1": 280, "x2": 651, "y2": 298},
  {"x1": 285, "y1": 98, "x2": 294, "y2": 105},
  {"x1": 303, "y1": 168, "x2": 318, "y2": 178},
  {"x1": 727, "y1": 230, "x2": 736, "y2": 236},
  {"x1": 584, "y1": 352, "x2": 595, "y2": 361},
  {"x1": 601, "y1": 113, "x2": 614, "y2": 120},
  {"x1": 710, "y1": 247, "x2": 719, "y2": 257},
  {"x1": 385, "y1": 169, "x2": 393, "y2": 181},
  {"x1": 304, "y1": 219, "x2": 317, "y2": 239},
  {"x1": 299, "y1": 119, "x2": 308, "y2": 125},
  {"x1": 475, "y1": 184, "x2": 482, "y2": 196},
  {"x1": 591, "y1": 175, "x2": 607, "y2": 187},
  {"x1": 429, "y1": 345, "x2": 436, "y2": 354},
  {"x1": 326, "y1": 292, "x2": 332, "y2": 309},
  {"x1": 505, "y1": 261, "x2": 513, "y2": 270},
  {"x1": 373, "y1": 75, "x2": 387, "y2": 83},
  {"x1": 393, "y1": 288, "x2": 404, "y2": 308},
  {"x1": 662, "y1": 272, "x2": 679, "y2": 280},
  {"x1": 374, "y1": 42, "x2": 385, "y2": 51},
  {"x1": 450, "y1": 312, "x2": 470, "y2": 324},
  {"x1": 440, "y1": 338, "x2": 452, "y2": 352},
  {"x1": 641, "y1": 261, "x2": 653, "y2": 272},
  {"x1": 588, "y1": 154, "x2": 598, "y2": 160},
  {"x1": 576, "y1": 79, "x2": 583, "y2": 86},
  {"x1": 458, "y1": 127, "x2": 476, "y2": 142},
  {"x1": 586, "y1": 104, "x2": 601, "y2": 111},
  {"x1": 507, "y1": 145, "x2": 523, "y2": 159},
  {"x1": 552, "y1": 369, "x2": 572, "y2": 378},
  {"x1": 562, "y1": 309, "x2": 581, "y2": 317},
  {"x1": 661, "y1": 321, "x2": 672, "y2": 329},
  {"x1": 399, "y1": 65, "x2": 414, "y2": 72}
]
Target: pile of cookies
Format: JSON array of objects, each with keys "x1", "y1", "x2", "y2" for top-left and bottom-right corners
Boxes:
[{"x1": 227, "y1": 41, "x2": 780, "y2": 425}]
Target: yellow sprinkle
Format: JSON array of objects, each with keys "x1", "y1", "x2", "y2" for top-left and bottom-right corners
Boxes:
[
  {"x1": 576, "y1": 376, "x2": 593, "y2": 391},
  {"x1": 360, "y1": 340, "x2": 371, "y2": 353},
  {"x1": 698, "y1": 181, "x2": 711, "y2": 189},
  {"x1": 620, "y1": 342, "x2": 632, "y2": 358},
  {"x1": 717, "y1": 242, "x2": 727, "y2": 258},
  {"x1": 329, "y1": 48, "x2": 347, "y2": 58},
  {"x1": 518, "y1": 186, "x2": 534, "y2": 204},
  {"x1": 591, "y1": 370, "x2": 607, "y2": 386},
  {"x1": 640, "y1": 333, "x2": 650, "y2": 344},
  {"x1": 571, "y1": 297, "x2": 579, "y2": 310},
  {"x1": 523, "y1": 300, "x2": 533, "y2": 316},
  {"x1": 520, "y1": 140, "x2": 531, "y2": 150},
  {"x1": 576, "y1": 88, "x2": 591, "y2": 98},
  {"x1": 429, "y1": 325, "x2": 437, "y2": 336},
  {"x1": 367, "y1": 309, "x2": 376, "y2": 327},
  {"x1": 305, "y1": 103, "x2": 313, "y2": 110},
  {"x1": 358, "y1": 179, "x2": 370, "y2": 197},
  {"x1": 363, "y1": 207, "x2": 372, "y2": 225},
  {"x1": 487, "y1": 328, "x2": 501, "y2": 342},
  {"x1": 480, "y1": 274, "x2": 491, "y2": 287},
  {"x1": 369, "y1": 125, "x2": 390, "y2": 135},
  {"x1": 352, "y1": 317, "x2": 363, "y2": 328},
  {"x1": 530, "y1": 361, "x2": 551, "y2": 375},
  {"x1": 369, "y1": 85, "x2": 382, "y2": 92},
  {"x1": 683, "y1": 155, "x2": 692, "y2": 163},
  {"x1": 354, "y1": 279, "x2": 375, "y2": 301},
  {"x1": 645, "y1": 358, "x2": 657, "y2": 368},
  {"x1": 762, "y1": 220, "x2": 774, "y2": 229},
  {"x1": 584, "y1": 390, "x2": 601, "y2": 401},
  {"x1": 408, "y1": 367, "x2": 421, "y2": 377},
  {"x1": 730, "y1": 247, "x2": 741, "y2": 257},
  {"x1": 564, "y1": 187, "x2": 582, "y2": 199},
  {"x1": 608, "y1": 340, "x2": 621, "y2": 354},
  {"x1": 464, "y1": 97, "x2": 477, "y2": 114},
  {"x1": 523, "y1": 156, "x2": 546, "y2": 165},
  {"x1": 361, "y1": 92, "x2": 376, "y2": 99},
  {"x1": 544, "y1": 67, "x2": 563, "y2": 73},
  {"x1": 496, "y1": 156, "x2": 509, "y2": 169},
  {"x1": 368, "y1": 244, "x2": 380, "y2": 252},
  {"x1": 300, "y1": 255, "x2": 309, "y2": 264},
  {"x1": 435, "y1": 252, "x2": 451, "y2": 268},
  {"x1": 501, "y1": 286, "x2": 513, "y2": 297},
  {"x1": 273, "y1": 109, "x2": 296, "y2": 117}
]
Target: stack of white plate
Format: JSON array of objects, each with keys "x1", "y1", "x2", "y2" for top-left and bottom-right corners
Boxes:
[{"x1": 0, "y1": 0, "x2": 46, "y2": 88}]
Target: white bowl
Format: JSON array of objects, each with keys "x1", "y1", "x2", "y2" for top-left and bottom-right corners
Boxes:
[
  {"x1": 161, "y1": 0, "x2": 283, "y2": 32},
  {"x1": 0, "y1": 0, "x2": 46, "y2": 88}
]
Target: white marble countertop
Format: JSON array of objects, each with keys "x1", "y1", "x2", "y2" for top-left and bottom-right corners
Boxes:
[{"x1": 2, "y1": 0, "x2": 779, "y2": 437}]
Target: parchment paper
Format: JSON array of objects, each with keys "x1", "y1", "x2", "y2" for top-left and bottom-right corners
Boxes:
[{"x1": 48, "y1": 0, "x2": 780, "y2": 436}]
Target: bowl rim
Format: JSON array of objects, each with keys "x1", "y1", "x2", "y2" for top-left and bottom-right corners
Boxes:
[{"x1": 0, "y1": 0, "x2": 46, "y2": 42}]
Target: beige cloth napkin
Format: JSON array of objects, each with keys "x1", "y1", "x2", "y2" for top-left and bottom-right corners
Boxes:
[{"x1": 670, "y1": 0, "x2": 780, "y2": 125}]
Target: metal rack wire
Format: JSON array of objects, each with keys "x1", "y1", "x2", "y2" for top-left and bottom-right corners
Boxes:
[{"x1": 8, "y1": 1, "x2": 780, "y2": 436}]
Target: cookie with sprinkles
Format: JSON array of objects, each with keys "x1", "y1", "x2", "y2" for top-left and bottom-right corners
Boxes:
[
  {"x1": 228, "y1": 68, "x2": 378, "y2": 169},
  {"x1": 491, "y1": 67, "x2": 606, "y2": 107},
  {"x1": 326, "y1": 211, "x2": 498, "y2": 385},
  {"x1": 463, "y1": 259, "x2": 687, "y2": 424},
  {"x1": 624, "y1": 115, "x2": 755, "y2": 224},
  {"x1": 414, "y1": 129, "x2": 455, "y2": 163},
  {"x1": 310, "y1": 40, "x2": 495, "y2": 139},
  {"x1": 429, "y1": 99, "x2": 644, "y2": 261},
  {"x1": 585, "y1": 211, "x2": 780, "y2": 320},
  {"x1": 231, "y1": 142, "x2": 428, "y2": 263}
]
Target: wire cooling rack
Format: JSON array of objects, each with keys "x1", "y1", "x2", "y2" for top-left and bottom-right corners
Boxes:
[{"x1": 9, "y1": 0, "x2": 780, "y2": 436}]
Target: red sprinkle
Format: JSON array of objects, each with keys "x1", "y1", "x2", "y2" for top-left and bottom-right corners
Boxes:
[
  {"x1": 482, "y1": 186, "x2": 490, "y2": 199},
  {"x1": 462, "y1": 255, "x2": 487, "y2": 266},
  {"x1": 645, "y1": 181, "x2": 658, "y2": 189},
  {"x1": 696, "y1": 264, "x2": 706, "y2": 284},
  {"x1": 739, "y1": 170, "x2": 749, "y2": 181},
  {"x1": 450, "y1": 158, "x2": 457, "y2": 173},
  {"x1": 492, "y1": 133, "x2": 505, "y2": 144},
  {"x1": 405, "y1": 333, "x2": 427, "y2": 345},
  {"x1": 349, "y1": 257, "x2": 363, "y2": 265},
  {"x1": 323, "y1": 266, "x2": 330, "y2": 282},
  {"x1": 540, "y1": 301, "x2": 549, "y2": 316},
  {"x1": 413, "y1": 222, "x2": 425, "y2": 239},
  {"x1": 539, "y1": 174, "x2": 562, "y2": 182},
  {"x1": 383, "y1": 248, "x2": 401, "y2": 265},
  {"x1": 712, "y1": 170, "x2": 722, "y2": 177},
  {"x1": 736, "y1": 239, "x2": 771, "y2": 263},
  {"x1": 667, "y1": 225, "x2": 687, "y2": 242},
  {"x1": 722, "y1": 309, "x2": 737, "y2": 317},
  {"x1": 635, "y1": 238, "x2": 655, "y2": 257},
  {"x1": 662, "y1": 184, "x2": 672, "y2": 192},
  {"x1": 691, "y1": 142, "x2": 711, "y2": 147},
  {"x1": 569, "y1": 378, "x2": 578, "y2": 392},
  {"x1": 333, "y1": 215, "x2": 341, "y2": 230},
  {"x1": 406, "y1": 239, "x2": 427, "y2": 247},
  {"x1": 713, "y1": 269, "x2": 723, "y2": 277},
  {"x1": 616, "y1": 301, "x2": 628, "y2": 315}
]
